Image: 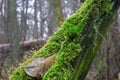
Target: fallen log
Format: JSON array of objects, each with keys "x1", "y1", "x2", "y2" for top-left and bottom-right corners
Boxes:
[
  {"x1": 0, "y1": 39, "x2": 46, "y2": 78},
  {"x1": 0, "y1": 39, "x2": 46, "y2": 53}
]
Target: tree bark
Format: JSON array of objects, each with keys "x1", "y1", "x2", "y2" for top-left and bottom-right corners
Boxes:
[
  {"x1": 9, "y1": 0, "x2": 120, "y2": 80},
  {"x1": 52, "y1": 0, "x2": 64, "y2": 27},
  {"x1": 33, "y1": 0, "x2": 38, "y2": 39},
  {"x1": 20, "y1": 0, "x2": 28, "y2": 41},
  {"x1": 39, "y1": 0, "x2": 45, "y2": 38},
  {"x1": 47, "y1": 0, "x2": 57, "y2": 37}
]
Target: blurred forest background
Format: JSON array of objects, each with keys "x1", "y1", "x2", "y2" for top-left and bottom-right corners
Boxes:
[{"x1": 0, "y1": 0, "x2": 119, "y2": 80}]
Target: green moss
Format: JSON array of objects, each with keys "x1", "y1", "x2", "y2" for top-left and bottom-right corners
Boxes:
[
  {"x1": 9, "y1": 0, "x2": 116, "y2": 80},
  {"x1": 43, "y1": 36, "x2": 82, "y2": 80}
]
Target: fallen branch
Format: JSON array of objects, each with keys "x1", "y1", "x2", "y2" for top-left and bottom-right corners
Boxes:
[
  {"x1": 0, "y1": 39, "x2": 46, "y2": 53},
  {"x1": 0, "y1": 39, "x2": 46, "y2": 79}
]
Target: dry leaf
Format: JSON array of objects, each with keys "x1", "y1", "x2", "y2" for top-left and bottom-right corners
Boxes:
[{"x1": 24, "y1": 54, "x2": 57, "y2": 78}]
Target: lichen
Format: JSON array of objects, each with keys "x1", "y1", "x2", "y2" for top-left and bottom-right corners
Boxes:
[{"x1": 9, "y1": 0, "x2": 115, "y2": 80}]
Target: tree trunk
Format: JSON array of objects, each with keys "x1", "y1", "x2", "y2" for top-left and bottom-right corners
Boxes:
[
  {"x1": 52, "y1": 0, "x2": 64, "y2": 27},
  {"x1": 39, "y1": 0, "x2": 45, "y2": 39},
  {"x1": 9, "y1": 0, "x2": 120, "y2": 80},
  {"x1": 33, "y1": 0, "x2": 38, "y2": 39},
  {"x1": 47, "y1": 0, "x2": 57, "y2": 37},
  {"x1": 20, "y1": 0, "x2": 28, "y2": 41}
]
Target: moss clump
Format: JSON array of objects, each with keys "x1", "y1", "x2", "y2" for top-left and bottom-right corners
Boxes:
[{"x1": 9, "y1": 0, "x2": 117, "y2": 80}]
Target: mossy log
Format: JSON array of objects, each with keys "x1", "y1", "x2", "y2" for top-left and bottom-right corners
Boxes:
[{"x1": 9, "y1": 0, "x2": 120, "y2": 80}]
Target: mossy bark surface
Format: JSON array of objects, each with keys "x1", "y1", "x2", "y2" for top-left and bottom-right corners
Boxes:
[{"x1": 9, "y1": 0, "x2": 120, "y2": 80}]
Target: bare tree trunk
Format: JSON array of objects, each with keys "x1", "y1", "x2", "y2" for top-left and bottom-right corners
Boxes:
[
  {"x1": 99, "y1": 10, "x2": 120, "y2": 80},
  {"x1": 0, "y1": 0, "x2": 3, "y2": 12},
  {"x1": 5, "y1": 0, "x2": 11, "y2": 43},
  {"x1": 52, "y1": 0, "x2": 64, "y2": 27},
  {"x1": 0, "y1": 0, "x2": 19, "y2": 79},
  {"x1": 47, "y1": 0, "x2": 57, "y2": 37},
  {"x1": 39, "y1": 0, "x2": 45, "y2": 39},
  {"x1": 33, "y1": 0, "x2": 38, "y2": 39},
  {"x1": 20, "y1": 0, "x2": 28, "y2": 41}
]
